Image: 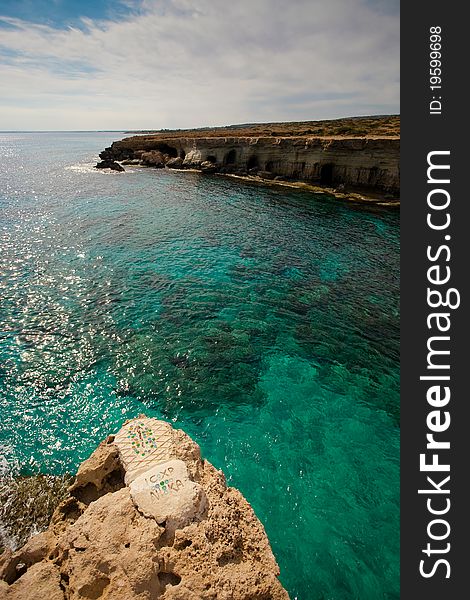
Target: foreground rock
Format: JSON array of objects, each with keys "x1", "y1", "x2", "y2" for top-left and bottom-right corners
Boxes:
[{"x1": 0, "y1": 418, "x2": 289, "y2": 599}]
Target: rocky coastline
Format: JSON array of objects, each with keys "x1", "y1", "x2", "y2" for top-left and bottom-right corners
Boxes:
[
  {"x1": 0, "y1": 418, "x2": 289, "y2": 599},
  {"x1": 95, "y1": 131, "x2": 400, "y2": 201}
]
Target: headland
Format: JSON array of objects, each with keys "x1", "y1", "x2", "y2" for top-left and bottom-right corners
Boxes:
[{"x1": 96, "y1": 116, "x2": 400, "y2": 204}]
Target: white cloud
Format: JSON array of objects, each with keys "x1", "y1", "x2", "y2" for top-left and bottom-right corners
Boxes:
[{"x1": 0, "y1": 0, "x2": 399, "y2": 130}]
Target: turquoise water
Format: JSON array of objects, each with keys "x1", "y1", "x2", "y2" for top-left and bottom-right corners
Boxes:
[{"x1": 0, "y1": 132, "x2": 399, "y2": 599}]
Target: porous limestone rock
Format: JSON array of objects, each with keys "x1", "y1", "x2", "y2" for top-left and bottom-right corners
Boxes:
[{"x1": 0, "y1": 418, "x2": 289, "y2": 599}]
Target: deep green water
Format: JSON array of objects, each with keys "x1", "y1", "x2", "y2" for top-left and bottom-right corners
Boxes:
[{"x1": 0, "y1": 132, "x2": 399, "y2": 599}]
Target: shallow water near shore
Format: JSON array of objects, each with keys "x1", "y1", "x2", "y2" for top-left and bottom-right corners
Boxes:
[{"x1": 0, "y1": 132, "x2": 399, "y2": 599}]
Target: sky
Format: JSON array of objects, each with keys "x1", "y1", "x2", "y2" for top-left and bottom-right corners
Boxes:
[{"x1": 0, "y1": 0, "x2": 400, "y2": 131}]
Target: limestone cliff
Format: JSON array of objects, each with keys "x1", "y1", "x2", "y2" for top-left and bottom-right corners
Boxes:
[
  {"x1": 0, "y1": 418, "x2": 289, "y2": 599},
  {"x1": 98, "y1": 134, "x2": 399, "y2": 195}
]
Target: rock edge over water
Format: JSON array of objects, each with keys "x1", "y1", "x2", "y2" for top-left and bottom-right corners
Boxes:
[
  {"x1": 0, "y1": 418, "x2": 289, "y2": 599},
  {"x1": 97, "y1": 131, "x2": 399, "y2": 197}
]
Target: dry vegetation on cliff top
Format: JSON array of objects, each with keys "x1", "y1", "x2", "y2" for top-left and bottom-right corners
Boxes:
[{"x1": 127, "y1": 115, "x2": 400, "y2": 140}]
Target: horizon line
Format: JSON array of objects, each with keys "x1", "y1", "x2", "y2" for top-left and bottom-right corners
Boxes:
[{"x1": 0, "y1": 114, "x2": 401, "y2": 135}]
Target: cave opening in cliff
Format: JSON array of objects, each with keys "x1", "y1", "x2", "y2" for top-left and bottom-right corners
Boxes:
[
  {"x1": 247, "y1": 155, "x2": 259, "y2": 170},
  {"x1": 180, "y1": 149, "x2": 186, "y2": 160},
  {"x1": 320, "y1": 163, "x2": 334, "y2": 185},
  {"x1": 206, "y1": 155, "x2": 217, "y2": 164},
  {"x1": 224, "y1": 149, "x2": 237, "y2": 165},
  {"x1": 155, "y1": 144, "x2": 178, "y2": 158}
]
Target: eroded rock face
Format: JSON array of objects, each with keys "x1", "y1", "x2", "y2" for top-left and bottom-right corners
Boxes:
[
  {"x1": 0, "y1": 418, "x2": 289, "y2": 599},
  {"x1": 100, "y1": 134, "x2": 400, "y2": 195}
]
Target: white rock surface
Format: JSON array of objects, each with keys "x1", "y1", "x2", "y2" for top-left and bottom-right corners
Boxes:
[
  {"x1": 114, "y1": 418, "x2": 173, "y2": 484},
  {"x1": 129, "y1": 459, "x2": 207, "y2": 533}
]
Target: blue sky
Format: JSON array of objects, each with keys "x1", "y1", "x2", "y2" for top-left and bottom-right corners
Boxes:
[
  {"x1": 0, "y1": 0, "x2": 399, "y2": 130},
  {"x1": 0, "y1": 0, "x2": 133, "y2": 27}
]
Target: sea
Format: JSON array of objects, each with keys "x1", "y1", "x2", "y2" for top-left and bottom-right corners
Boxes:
[{"x1": 0, "y1": 131, "x2": 400, "y2": 599}]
